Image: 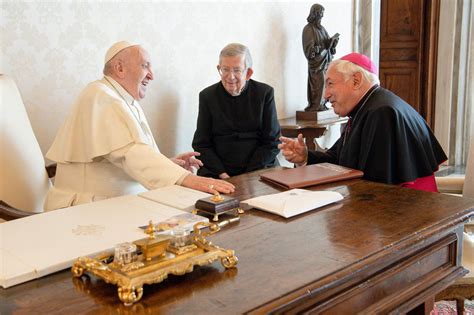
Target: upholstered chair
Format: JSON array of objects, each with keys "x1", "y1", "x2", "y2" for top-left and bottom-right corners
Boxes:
[
  {"x1": 435, "y1": 138, "x2": 474, "y2": 312},
  {"x1": 0, "y1": 74, "x2": 54, "y2": 220}
]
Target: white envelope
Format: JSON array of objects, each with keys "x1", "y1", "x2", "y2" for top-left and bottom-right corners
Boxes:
[{"x1": 243, "y1": 189, "x2": 343, "y2": 218}]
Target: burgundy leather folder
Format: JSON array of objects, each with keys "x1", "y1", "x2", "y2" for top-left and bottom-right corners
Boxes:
[{"x1": 260, "y1": 163, "x2": 364, "y2": 189}]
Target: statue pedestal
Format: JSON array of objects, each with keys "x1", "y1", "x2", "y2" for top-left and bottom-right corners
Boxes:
[{"x1": 296, "y1": 108, "x2": 339, "y2": 121}]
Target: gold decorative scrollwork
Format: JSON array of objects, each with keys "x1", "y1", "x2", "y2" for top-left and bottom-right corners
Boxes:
[
  {"x1": 121, "y1": 261, "x2": 145, "y2": 272},
  {"x1": 71, "y1": 264, "x2": 84, "y2": 277},
  {"x1": 118, "y1": 286, "x2": 144, "y2": 306},
  {"x1": 221, "y1": 255, "x2": 238, "y2": 268}
]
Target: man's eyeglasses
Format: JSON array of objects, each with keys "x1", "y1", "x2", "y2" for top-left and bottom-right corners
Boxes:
[{"x1": 218, "y1": 67, "x2": 246, "y2": 78}]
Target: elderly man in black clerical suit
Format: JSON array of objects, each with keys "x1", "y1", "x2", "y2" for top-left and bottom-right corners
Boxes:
[
  {"x1": 279, "y1": 53, "x2": 447, "y2": 192},
  {"x1": 192, "y1": 43, "x2": 281, "y2": 179}
]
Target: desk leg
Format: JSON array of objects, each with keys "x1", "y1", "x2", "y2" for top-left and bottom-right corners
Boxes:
[
  {"x1": 303, "y1": 129, "x2": 326, "y2": 151},
  {"x1": 306, "y1": 138, "x2": 316, "y2": 151},
  {"x1": 456, "y1": 298, "x2": 465, "y2": 314},
  {"x1": 407, "y1": 297, "x2": 435, "y2": 315}
]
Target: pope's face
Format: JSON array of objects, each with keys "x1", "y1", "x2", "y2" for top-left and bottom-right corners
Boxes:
[
  {"x1": 324, "y1": 65, "x2": 358, "y2": 117},
  {"x1": 218, "y1": 55, "x2": 252, "y2": 96},
  {"x1": 122, "y1": 46, "x2": 154, "y2": 100}
]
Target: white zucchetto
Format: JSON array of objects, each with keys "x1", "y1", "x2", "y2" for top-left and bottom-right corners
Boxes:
[{"x1": 104, "y1": 41, "x2": 139, "y2": 64}]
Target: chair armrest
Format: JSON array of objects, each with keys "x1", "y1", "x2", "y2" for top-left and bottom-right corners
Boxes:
[
  {"x1": 45, "y1": 163, "x2": 57, "y2": 178},
  {"x1": 0, "y1": 201, "x2": 36, "y2": 221}
]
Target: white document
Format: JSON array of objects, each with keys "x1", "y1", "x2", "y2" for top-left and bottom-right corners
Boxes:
[
  {"x1": 139, "y1": 185, "x2": 211, "y2": 212},
  {"x1": 243, "y1": 189, "x2": 343, "y2": 218},
  {"x1": 0, "y1": 195, "x2": 206, "y2": 288},
  {"x1": 0, "y1": 248, "x2": 37, "y2": 289}
]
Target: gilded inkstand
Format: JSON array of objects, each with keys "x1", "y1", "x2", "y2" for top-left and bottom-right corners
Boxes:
[
  {"x1": 193, "y1": 191, "x2": 244, "y2": 221},
  {"x1": 71, "y1": 219, "x2": 238, "y2": 306}
]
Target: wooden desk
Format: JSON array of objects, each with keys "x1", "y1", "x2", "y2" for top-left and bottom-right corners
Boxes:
[
  {"x1": 279, "y1": 116, "x2": 348, "y2": 151},
  {"x1": 2, "y1": 169, "x2": 474, "y2": 314}
]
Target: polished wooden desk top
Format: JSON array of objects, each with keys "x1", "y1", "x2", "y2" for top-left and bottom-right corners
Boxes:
[{"x1": 2, "y1": 169, "x2": 474, "y2": 314}]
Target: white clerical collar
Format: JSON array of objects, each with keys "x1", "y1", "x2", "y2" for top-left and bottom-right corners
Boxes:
[{"x1": 103, "y1": 75, "x2": 136, "y2": 106}]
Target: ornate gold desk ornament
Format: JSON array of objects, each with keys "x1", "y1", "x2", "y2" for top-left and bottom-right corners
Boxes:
[
  {"x1": 71, "y1": 219, "x2": 238, "y2": 306},
  {"x1": 193, "y1": 192, "x2": 243, "y2": 221},
  {"x1": 134, "y1": 220, "x2": 171, "y2": 261},
  {"x1": 210, "y1": 191, "x2": 225, "y2": 202}
]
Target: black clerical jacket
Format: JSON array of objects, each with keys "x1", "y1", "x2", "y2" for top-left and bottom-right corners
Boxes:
[
  {"x1": 308, "y1": 86, "x2": 447, "y2": 184},
  {"x1": 192, "y1": 79, "x2": 281, "y2": 178}
]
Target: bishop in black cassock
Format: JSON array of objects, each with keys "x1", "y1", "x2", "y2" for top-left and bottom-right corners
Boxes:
[{"x1": 279, "y1": 52, "x2": 446, "y2": 192}]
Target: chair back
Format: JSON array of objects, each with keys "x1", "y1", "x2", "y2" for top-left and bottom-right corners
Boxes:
[{"x1": 0, "y1": 74, "x2": 50, "y2": 213}]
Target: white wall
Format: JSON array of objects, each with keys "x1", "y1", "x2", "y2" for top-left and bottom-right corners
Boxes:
[
  {"x1": 435, "y1": 0, "x2": 457, "y2": 157},
  {"x1": 0, "y1": 0, "x2": 352, "y2": 158}
]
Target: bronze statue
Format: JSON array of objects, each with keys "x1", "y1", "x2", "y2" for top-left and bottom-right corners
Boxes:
[{"x1": 303, "y1": 4, "x2": 339, "y2": 111}]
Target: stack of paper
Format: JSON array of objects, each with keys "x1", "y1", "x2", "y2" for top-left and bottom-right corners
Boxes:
[
  {"x1": 243, "y1": 189, "x2": 343, "y2": 218},
  {"x1": 139, "y1": 185, "x2": 211, "y2": 212}
]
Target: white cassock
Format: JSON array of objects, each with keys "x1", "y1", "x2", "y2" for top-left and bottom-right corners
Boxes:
[{"x1": 44, "y1": 76, "x2": 189, "y2": 211}]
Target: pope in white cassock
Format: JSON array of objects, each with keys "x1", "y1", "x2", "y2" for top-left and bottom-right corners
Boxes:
[{"x1": 44, "y1": 41, "x2": 234, "y2": 211}]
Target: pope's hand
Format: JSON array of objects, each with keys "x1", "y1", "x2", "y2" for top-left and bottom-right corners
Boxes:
[
  {"x1": 181, "y1": 174, "x2": 235, "y2": 194},
  {"x1": 278, "y1": 134, "x2": 308, "y2": 165},
  {"x1": 171, "y1": 151, "x2": 203, "y2": 171}
]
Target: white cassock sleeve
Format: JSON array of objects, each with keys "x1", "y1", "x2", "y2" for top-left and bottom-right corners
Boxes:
[{"x1": 106, "y1": 143, "x2": 190, "y2": 190}]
